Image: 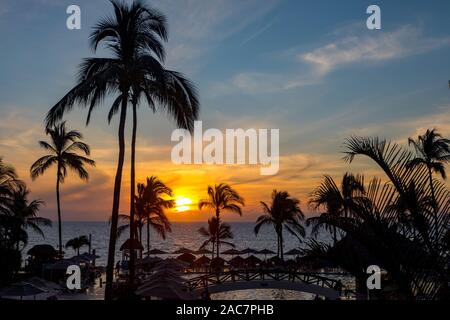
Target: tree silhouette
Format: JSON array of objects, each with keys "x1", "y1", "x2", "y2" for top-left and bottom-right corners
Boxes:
[{"x1": 31, "y1": 122, "x2": 94, "y2": 256}]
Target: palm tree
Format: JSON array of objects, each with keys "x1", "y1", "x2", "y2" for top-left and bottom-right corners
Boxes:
[
  {"x1": 117, "y1": 176, "x2": 173, "y2": 254},
  {"x1": 66, "y1": 235, "x2": 90, "y2": 255},
  {"x1": 139, "y1": 177, "x2": 173, "y2": 254},
  {"x1": 9, "y1": 185, "x2": 50, "y2": 248},
  {"x1": 126, "y1": 70, "x2": 198, "y2": 277},
  {"x1": 307, "y1": 173, "x2": 365, "y2": 244},
  {"x1": 0, "y1": 159, "x2": 33, "y2": 283},
  {"x1": 110, "y1": 11, "x2": 198, "y2": 287},
  {"x1": 408, "y1": 129, "x2": 450, "y2": 230},
  {"x1": 30, "y1": 122, "x2": 95, "y2": 256},
  {"x1": 340, "y1": 135, "x2": 450, "y2": 299},
  {"x1": 1, "y1": 158, "x2": 19, "y2": 215},
  {"x1": 198, "y1": 183, "x2": 244, "y2": 258},
  {"x1": 0, "y1": 183, "x2": 50, "y2": 251},
  {"x1": 198, "y1": 217, "x2": 235, "y2": 259},
  {"x1": 0, "y1": 158, "x2": 23, "y2": 250},
  {"x1": 254, "y1": 190, "x2": 305, "y2": 260},
  {"x1": 102, "y1": 3, "x2": 198, "y2": 286},
  {"x1": 45, "y1": 1, "x2": 198, "y2": 296}
]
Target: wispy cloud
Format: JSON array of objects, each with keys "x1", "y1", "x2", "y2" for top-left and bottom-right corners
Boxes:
[
  {"x1": 154, "y1": 0, "x2": 280, "y2": 72},
  {"x1": 212, "y1": 72, "x2": 318, "y2": 95},
  {"x1": 213, "y1": 24, "x2": 450, "y2": 96},
  {"x1": 240, "y1": 17, "x2": 277, "y2": 46},
  {"x1": 300, "y1": 25, "x2": 450, "y2": 76},
  {"x1": 213, "y1": 68, "x2": 326, "y2": 95}
]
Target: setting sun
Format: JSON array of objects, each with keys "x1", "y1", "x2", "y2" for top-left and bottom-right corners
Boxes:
[{"x1": 175, "y1": 197, "x2": 193, "y2": 212}]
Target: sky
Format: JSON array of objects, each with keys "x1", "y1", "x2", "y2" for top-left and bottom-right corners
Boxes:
[{"x1": 0, "y1": 0, "x2": 449, "y2": 222}]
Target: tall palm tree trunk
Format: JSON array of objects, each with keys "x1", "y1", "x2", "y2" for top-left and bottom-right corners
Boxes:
[
  {"x1": 275, "y1": 228, "x2": 280, "y2": 258},
  {"x1": 276, "y1": 225, "x2": 281, "y2": 259},
  {"x1": 280, "y1": 229, "x2": 284, "y2": 261},
  {"x1": 129, "y1": 102, "x2": 138, "y2": 286},
  {"x1": 56, "y1": 166, "x2": 63, "y2": 257},
  {"x1": 278, "y1": 235, "x2": 281, "y2": 259},
  {"x1": 105, "y1": 97, "x2": 128, "y2": 301},
  {"x1": 427, "y1": 166, "x2": 439, "y2": 237},
  {"x1": 146, "y1": 219, "x2": 150, "y2": 255},
  {"x1": 216, "y1": 209, "x2": 220, "y2": 259},
  {"x1": 333, "y1": 226, "x2": 337, "y2": 245}
]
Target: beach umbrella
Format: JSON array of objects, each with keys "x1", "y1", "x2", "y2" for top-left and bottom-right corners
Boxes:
[
  {"x1": 211, "y1": 257, "x2": 226, "y2": 264},
  {"x1": 172, "y1": 247, "x2": 194, "y2": 254},
  {"x1": 27, "y1": 245, "x2": 58, "y2": 260},
  {"x1": 285, "y1": 248, "x2": 302, "y2": 256},
  {"x1": 258, "y1": 249, "x2": 276, "y2": 260},
  {"x1": 245, "y1": 255, "x2": 262, "y2": 268},
  {"x1": 146, "y1": 248, "x2": 168, "y2": 255},
  {"x1": 176, "y1": 253, "x2": 196, "y2": 265},
  {"x1": 137, "y1": 262, "x2": 195, "y2": 300},
  {"x1": 119, "y1": 239, "x2": 143, "y2": 251},
  {"x1": 228, "y1": 256, "x2": 246, "y2": 268},
  {"x1": 27, "y1": 244, "x2": 57, "y2": 256},
  {"x1": 240, "y1": 248, "x2": 258, "y2": 257},
  {"x1": 194, "y1": 255, "x2": 211, "y2": 267},
  {"x1": 0, "y1": 282, "x2": 46, "y2": 300},
  {"x1": 221, "y1": 248, "x2": 241, "y2": 256},
  {"x1": 258, "y1": 249, "x2": 275, "y2": 255},
  {"x1": 210, "y1": 257, "x2": 226, "y2": 271},
  {"x1": 136, "y1": 269, "x2": 189, "y2": 299},
  {"x1": 193, "y1": 248, "x2": 212, "y2": 255}
]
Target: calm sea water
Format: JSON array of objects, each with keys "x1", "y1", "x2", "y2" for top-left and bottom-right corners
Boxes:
[
  {"x1": 24, "y1": 222, "x2": 352, "y2": 300},
  {"x1": 25, "y1": 221, "x2": 332, "y2": 266}
]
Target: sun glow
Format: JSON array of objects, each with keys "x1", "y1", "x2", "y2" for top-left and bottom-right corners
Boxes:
[{"x1": 175, "y1": 196, "x2": 193, "y2": 212}]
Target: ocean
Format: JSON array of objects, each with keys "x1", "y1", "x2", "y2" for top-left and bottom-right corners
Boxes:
[
  {"x1": 24, "y1": 221, "x2": 353, "y2": 300},
  {"x1": 24, "y1": 221, "x2": 333, "y2": 266}
]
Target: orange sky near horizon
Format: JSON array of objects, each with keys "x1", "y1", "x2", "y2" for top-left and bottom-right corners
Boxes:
[
  {"x1": 4, "y1": 142, "x2": 371, "y2": 222},
  {"x1": 0, "y1": 112, "x2": 450, "y2": 222},
  {"x1": 5, "y1": 141, "x2": 440, "y2": 223}
]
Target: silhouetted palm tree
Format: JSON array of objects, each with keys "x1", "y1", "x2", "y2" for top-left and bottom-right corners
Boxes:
[
  {"x1": 30, "y1": 122, "x2": 95, "y2": 256},
  {"x1": 103, "y1": 3, "x2": 198, "y2": 286},
  {"x1": 66, "y1": 235, "x2": 90, "y2": 255},
  {"x1": 1, "y1": 159, "x2": 23, "y2": 251},
  {"x1": 199, "y1": 183, "x2": 244, "y2": 258},
  {"x1": 10, "y1": 185, "x2": 49, "y2": 236},
  {"x1": 408, "y1": 129, "x2": 450, "y2": 229},
  {"x1": 140, "y1": 177, "x2": 173, "y2": 254},
  {"x1": 117, "y1": 176, "x2": 173, "y2": 254},
  {"x1": 0, "y1": 158, "x2": 22, "y2": 216},
  {"x1": 7, "y1": 185, "x2": 50, "y2": 250},
  {"x1": 198, "y1": 217, "x2": 235, "y2": 259},
  {"x1": 45, "y1": 1, "x2": 198, "y2": 296},
  {"x1": 254, "y1": 190, "x2": 305, "y2": 260},
  {"x1": 307, "y1": 173, "x2": 365, "y2": 244},
  {"x1": 336, "y1": 135, "x2": 450, "y2": 299}
]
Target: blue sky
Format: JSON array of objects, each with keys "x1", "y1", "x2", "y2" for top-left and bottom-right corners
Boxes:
[{"x1": 0, "y1": 0, "x2": 449, "y2": 221}]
